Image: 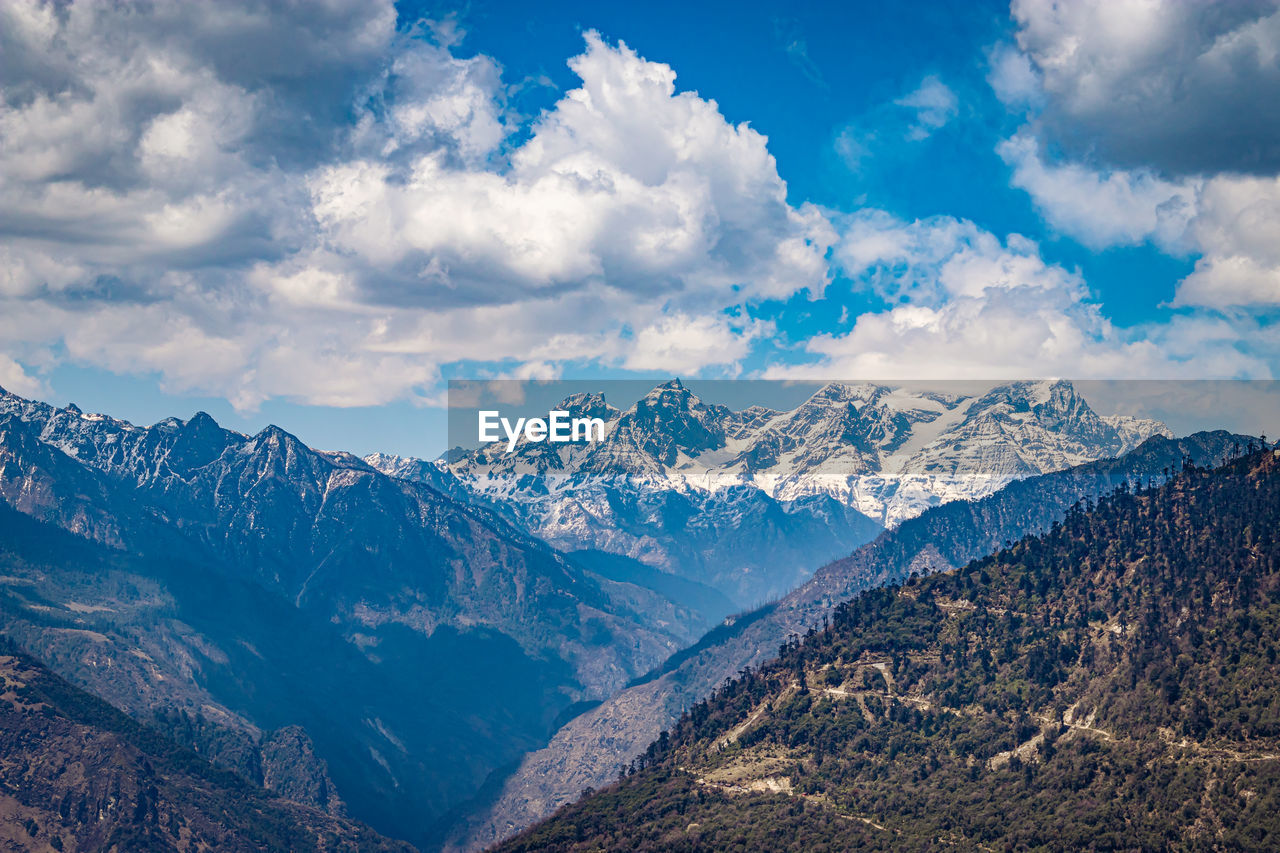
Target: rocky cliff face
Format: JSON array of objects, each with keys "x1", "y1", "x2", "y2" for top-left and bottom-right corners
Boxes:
[
  {"x1": 147, "y1": 710, "x2": 346, "y2": 816},
  {"x1": 0, "y1": 644, "x2": 412, "y2": 852}
]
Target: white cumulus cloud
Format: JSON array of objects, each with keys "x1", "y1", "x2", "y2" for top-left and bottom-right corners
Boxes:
[
  {"x1": 0, "y1": 4, "x2": 833, "y2": 407},
  {"x1": 781, "y1": 213, "x2": 1266, "y2": 380},
  {"x1": 993, "y1": 0, "x2": 1280, "y2": 309},
  {"x1": 997, "y1": 134, "x2": 1200, "y2": 251}
]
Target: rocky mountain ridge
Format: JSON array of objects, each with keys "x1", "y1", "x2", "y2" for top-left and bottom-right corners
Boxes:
[
  {"x1": 0, "y1": 385, "x2": 705, "y2": 849},
  {"x1": 446, "y1": 379, "x2": 1169, "y2": 524},
  {"x1": 371, "y1": 379, "x2": 1168, "y2": 608},
  {"x1": 0, "y1": 386, "x2": 694, "y2": 688}
]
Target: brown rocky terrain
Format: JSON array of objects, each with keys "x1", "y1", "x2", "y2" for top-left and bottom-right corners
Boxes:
[{"x1": 0, "y1": 645, "x2": 413, "y2": 852}]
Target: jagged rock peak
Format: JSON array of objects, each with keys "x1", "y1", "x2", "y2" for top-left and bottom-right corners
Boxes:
[
  {"x1": 966, "y1": 379, "x2": 1088, "y2": 420},
  {"x1": 185, "y1": 410, "x2": 220, "y2": 430},
  {"x1": 556, "y1": 392, "x2": 620, "y2": 421},
  {"x1": 807, "y1": 381, "x2": 883, "y2": 403},
  {"x1": 634, "y1": 379, "x2": 697, "y2": 408},
  {"x1": 250, "y1": 423, "x2": 307, "y2": 450},
  {"x1": 624, "y1": 381, "x2": 728, "y2": 451},
  {"x1": 163, "y1": 410, "x2": 237, "y2": 471},
  {"x1": 994, "y1": 378, "x2": 1075, "y2": 404}
]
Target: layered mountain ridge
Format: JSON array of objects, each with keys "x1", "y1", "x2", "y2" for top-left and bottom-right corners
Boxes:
[
  {"x1": 0, "y1": 386, "x2": 693, "y2": 686},
  {"x1": 371, "y1": 379, "x2": 1168, "y2": 608},
  {"x1": 0, "y1": 385, "x2": 706, "y2": 849},
  {"x1": 452, "y1": 429, "x2": 1244, "y2": 851}
]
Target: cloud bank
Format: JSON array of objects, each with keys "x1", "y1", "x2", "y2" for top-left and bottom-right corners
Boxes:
[
  {"x1": 996, "y1": 0, "x2": 1280, "y2": 309},
  {"x1": 774, "y1": 212, "x2": 1264, "y2": 380},
  {"x1": 0, "y1": 2, "x2": 830, "y2": 407},
  {"x1": 0, "y1": 0, "x2": 1275, "y2": 412}
]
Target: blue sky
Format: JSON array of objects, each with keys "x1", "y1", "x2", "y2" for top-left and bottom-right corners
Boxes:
[{"x1": 1, "y1": 0, "x2": 1278, "y2": 456}]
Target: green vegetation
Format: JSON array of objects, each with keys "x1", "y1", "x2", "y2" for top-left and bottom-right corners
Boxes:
[{"x1": 500, "y1": 448, "x2": 1280, "y2": 852}]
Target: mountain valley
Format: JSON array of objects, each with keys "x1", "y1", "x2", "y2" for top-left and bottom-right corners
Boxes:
[
  {"x1": 0, "y1": 380, "x2": 1259, "y2": 852},
  {"x1": 0, "y1": 386, "x2": 703, "y2": 848}
]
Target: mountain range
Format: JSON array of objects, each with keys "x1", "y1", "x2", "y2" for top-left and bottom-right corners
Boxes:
[
  {"x1": 372, "y1": 379, "x2": 1169, "y2": 609},
  {"x1": 0, "y1": 380, "x2": 1249, "y2": 851},
  {"x1": 452, "y1": 429, "x2": 1243, "y2": 850},
  {"x1": 0, "y1": 385, "x2": 705, "y2": 848}
]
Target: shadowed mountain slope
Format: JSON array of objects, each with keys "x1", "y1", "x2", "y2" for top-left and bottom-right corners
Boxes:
[
  {"x1": 0, "y1": 388, "x2": 702, "y2": 849},
  {"x1": 0, "y1": 639, "x2": 413, "y2": 853}
]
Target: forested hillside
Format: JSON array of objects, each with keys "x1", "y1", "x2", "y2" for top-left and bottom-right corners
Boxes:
[
  {"x1": 463, "y1": 432, "x2": 1240, "y2": 850},
  {"x1": 499, "y1": 447, "x2": 1280, "y2": 851}
]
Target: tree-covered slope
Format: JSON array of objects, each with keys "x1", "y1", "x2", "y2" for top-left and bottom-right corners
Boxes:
[
  {"x1": 461, "y1": 432, "x2": 1242, "y2": 851},
  {"x1": 498, "y1": 447, "x2": 1280, "y2": 852}
]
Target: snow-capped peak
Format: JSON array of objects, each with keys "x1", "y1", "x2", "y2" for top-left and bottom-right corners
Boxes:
[{"x1": 446, "y1": 379, "x2": 1172, "y2": 527}]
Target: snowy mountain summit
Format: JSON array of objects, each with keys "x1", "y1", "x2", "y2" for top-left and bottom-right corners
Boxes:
[
  {"x1": 366, "y1": 379, "x2": 1167, "y2": 606},
  {"x1": 446, "y1": 378, "x2": 1169, "y2": 526}
]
